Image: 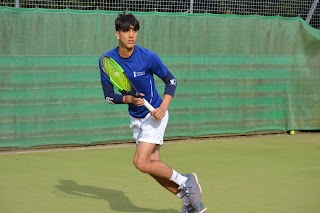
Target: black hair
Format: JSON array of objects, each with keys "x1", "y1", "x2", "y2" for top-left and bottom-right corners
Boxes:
[{"x1": 115, "y1": 12, "x2": 140, "y2": 31}]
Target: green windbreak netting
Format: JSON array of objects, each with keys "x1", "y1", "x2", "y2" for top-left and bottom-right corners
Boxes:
[{"x1": 0, "y1": 7, "x2": 320, "y2": 148}]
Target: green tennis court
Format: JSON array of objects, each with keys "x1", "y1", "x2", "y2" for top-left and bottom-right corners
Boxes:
[{"x1": 1, "y1": 133, "x2": 319, "y2": 213}]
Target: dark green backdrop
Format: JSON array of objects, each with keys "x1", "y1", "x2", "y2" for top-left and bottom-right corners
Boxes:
[{"x1": 0, "y1": 7, "x2": 319, "y2": 147}]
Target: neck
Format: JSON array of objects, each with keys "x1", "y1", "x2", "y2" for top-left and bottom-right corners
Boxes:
[{"x1": 118, "y1": 46, "x2": 134, "y2": 58}]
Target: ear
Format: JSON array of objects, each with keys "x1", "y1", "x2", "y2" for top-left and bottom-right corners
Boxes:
[{"x1": 115, "y1": 31, "x2": 120, "y2": 40}]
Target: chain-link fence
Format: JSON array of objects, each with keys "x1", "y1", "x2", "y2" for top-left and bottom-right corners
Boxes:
[{"x1": 1, "y1": 0, "x2": 319, "y2": 29}]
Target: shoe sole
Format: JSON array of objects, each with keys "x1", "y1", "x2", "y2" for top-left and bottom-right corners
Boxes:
[
  {"x1": 198, "y1": 207, "x2": 207, "y2": 213},
  {"x1": 192, "y1": 173, "x2": 202, "y2": 193},
  {"x1": 192, "y1": 173, "x2": 207, "y2": 213}
]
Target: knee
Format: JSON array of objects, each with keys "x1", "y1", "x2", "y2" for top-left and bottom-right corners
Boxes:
[{"x1": 133, "y1": 157, "x2": 149, "y2": 173}]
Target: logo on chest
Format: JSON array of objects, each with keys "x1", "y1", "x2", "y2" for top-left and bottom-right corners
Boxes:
[{"x1": 133, "y1": 71, "x2": 146, "y2": 77}]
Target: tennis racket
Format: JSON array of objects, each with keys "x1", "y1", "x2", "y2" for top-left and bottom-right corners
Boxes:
[{"x1": 100, "y1": 56, "x2": 155, "y2": 112}]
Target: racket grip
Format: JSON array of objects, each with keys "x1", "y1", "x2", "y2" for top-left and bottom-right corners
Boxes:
[{"x1": 143, "y1": 99, "x2": 155, "y2": 112}]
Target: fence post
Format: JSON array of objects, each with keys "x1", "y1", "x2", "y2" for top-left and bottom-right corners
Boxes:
[
  {"x1": 189, "y1": 0, "x2": 194, "y2": 13},
  {"x1": 306, "y1": 0, "x2": 319, "y2": 24},
  {"x1": 15, "y1": 0, "x2": 19, "y2": 8}
]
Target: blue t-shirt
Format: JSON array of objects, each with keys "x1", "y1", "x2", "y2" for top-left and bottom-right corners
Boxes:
[{"x1": 99, "y1": 45, "x2": 171, "y2": 118}]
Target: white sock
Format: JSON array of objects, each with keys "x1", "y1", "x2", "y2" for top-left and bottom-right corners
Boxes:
[
  {"x1": 169, "y1": 169, "x2": 188, "y2": 186},
  {"x1": 177, "y1": 190, "x2": 190, "y2": 205}
]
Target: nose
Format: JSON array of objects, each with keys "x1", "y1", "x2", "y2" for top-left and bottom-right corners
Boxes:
[{"x1": 129, "y1": 29, "x2": 134, "y2": 37}]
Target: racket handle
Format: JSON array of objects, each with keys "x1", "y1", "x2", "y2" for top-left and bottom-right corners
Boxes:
[{"x1": 143, "y1": 99, "x2": 155, "y2": 112}]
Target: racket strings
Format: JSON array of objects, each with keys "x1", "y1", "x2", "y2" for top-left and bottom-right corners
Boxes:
[{"x1": 103, "y1": 57, "x2": 131, "y2": 92}]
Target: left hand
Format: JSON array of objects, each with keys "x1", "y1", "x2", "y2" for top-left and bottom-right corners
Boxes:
[{"x1": 150, "y1": 107, "x2": 166, "y2": 120}]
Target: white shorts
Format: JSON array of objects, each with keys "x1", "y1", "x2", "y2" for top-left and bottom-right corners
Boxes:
[{"x1": 129, "y1": 111, "x2": 169, "y2": 145}]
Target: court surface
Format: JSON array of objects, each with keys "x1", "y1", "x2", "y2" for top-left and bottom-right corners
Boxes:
[{"x1": 1, "y1": 133, "x2": 320, "y2": 213}]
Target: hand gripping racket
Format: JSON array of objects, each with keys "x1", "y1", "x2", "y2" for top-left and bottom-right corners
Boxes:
[{"x1": 100, "y1": 56, "x2": 155, "y2": 112}]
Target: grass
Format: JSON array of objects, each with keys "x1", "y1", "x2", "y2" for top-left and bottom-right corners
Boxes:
[{"x1": 0, "y1": 133, "x2": 320, "y2": 213}]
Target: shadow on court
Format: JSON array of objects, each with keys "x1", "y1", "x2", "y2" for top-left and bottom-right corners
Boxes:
[{"x1": 54, "y1": 180, "x2": 179, "y2": 213}]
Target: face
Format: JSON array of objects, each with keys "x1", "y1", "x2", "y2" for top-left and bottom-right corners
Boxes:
[{"x1": 115, "y1": 25, "x2": 138, "y2": 50}]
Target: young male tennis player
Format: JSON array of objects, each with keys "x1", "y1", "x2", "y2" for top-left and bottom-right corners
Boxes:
[{"x1": 98, "y1": 12, "x2": 206, "y2": 213}]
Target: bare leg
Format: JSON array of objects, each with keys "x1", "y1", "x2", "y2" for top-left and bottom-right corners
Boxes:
[
  {"x1": 150, "y1": 175, "x2": 180, "y2": 194},
  {"x1": 133, "y1": 142, "x2": 180, "y2": 194}
]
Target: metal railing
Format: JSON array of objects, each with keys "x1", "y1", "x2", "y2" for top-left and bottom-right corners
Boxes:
[{"x1": 1, "y1": 0, "x2": 319, "y2": 29}]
